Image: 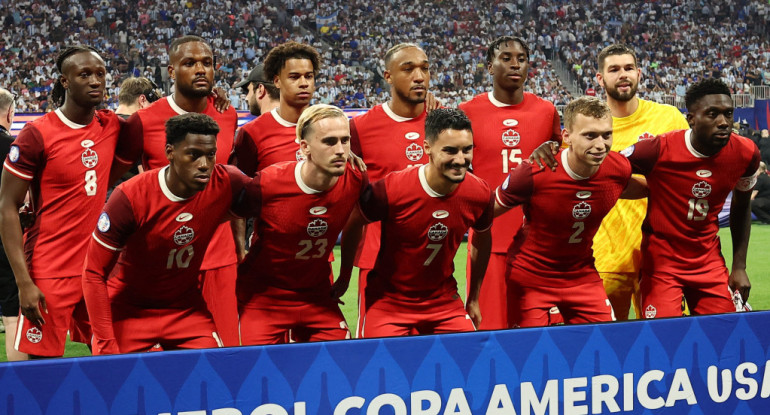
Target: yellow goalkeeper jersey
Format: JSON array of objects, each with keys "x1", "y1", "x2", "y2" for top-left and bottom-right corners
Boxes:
[{"x1": 593, "y1": 99, "x2": 690, "y2": 273}]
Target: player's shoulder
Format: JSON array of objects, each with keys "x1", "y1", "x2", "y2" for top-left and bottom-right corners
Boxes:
[
  {"x1": 134, "y1": 97, "x2": 173, "y2": 122},
  {"x1": 639, "y1": 98, "x2": 681, "y2": 116},
  {"x1": 95, "y1": 109, "x2": 120, "y2": 125},
  {"x1": 458, "y1": 93, "x2": 490, "y2": 111},
  {"x1": 729, "y1": 132, "x2": 760, "y2": 155},
  {"x1": 523, "y1": 92, "x2": 556, "y2": 109},
  {"x1": 463, "y1": 170, "x2": 492, "y2": 193},
  {"x1": 351, "y1": 103, "x2": 384, "y2": 126},
  {"x1": 260, "y1": 160, "x2": 297, "y2": 177},
  {"x1": 205, "y1": 96, "x2": 238, "y2": 121}
]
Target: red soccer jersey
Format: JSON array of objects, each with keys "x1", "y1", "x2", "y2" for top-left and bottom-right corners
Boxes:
[
  {"x1": 236, "y1": 161, "x2": 367, "y2": 303},
  {"x1": 496, "y1": 150, "x2": 631, "y2": 288},
  {"x1": 122, "y1": 95, "x2": 238, "y2": 269},
  {"x1": 88, "y1": 164, "x2": 253, "y2": 308},
  {"x1": 360, "y1": 166, "x2": 494, "y2": 306},
  {"x1": 3, "y1": 109, "x2": 123, "y2": 278},
  {"x1": 459, "y1": 92, "x2": 561, "y2": 253},
  {"x1": 350, "y1": 103, "x2": 429, "y2": 268},
  {"x1": 231, "y1": 108, "x2": 304, "y2": 176},
  {"x1": 623, "y1": 130, "x2": 760, "y2": 274}
]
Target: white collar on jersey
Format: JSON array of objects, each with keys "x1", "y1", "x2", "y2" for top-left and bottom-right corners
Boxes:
[
  {"x1": 383, "y1": 101, "x2": 415, "y2": 122},
  {"x1": 168, "y1": 94, "x2": 188, "y2": 115},
  {"x1": 561, "y1": 150, "x2": 591, "y2": 181},
  {"x1": 684, "y1": 129, "x2": 709, "y2": 158},
  {"x1": 158, "y1": 166, "x2": 190, "y2": 202},
  {"x1": 272, "y1": 108, "x2": 297, "y2": 127},
  {"x1": 295, "y1": 161, "x2": 323, "y2": 195},
  {"x1": 54, "y1": 109, "x2": 88, "y2": 129},
  {"x1": 419, "y1": 164, "x2": 446, "y2": 197},
  {"x1": 487, "y1": 91, "x2": 515, "y2": 108}
]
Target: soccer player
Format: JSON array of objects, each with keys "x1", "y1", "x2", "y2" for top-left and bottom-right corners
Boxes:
[
  {"x1": 120, "y1": 35, "x2": 240, "y2": 346},
  {"x1": 495, "y1": 97, "x2": 641, "y2": 327},
  {"x1": 621, "y1": 79, "x2": 759, "y2": 318},
  {"x1": 233, "y1": 64, "x2": 280, "y2": 117},
  {"x1": 115, "y1": 77, "x2": 160, "y2": 119},
  {"x1": 347, "y1": 108, "x2": 493, "y2": 337},
  {"x1": 237, "y1": 104, "x2": 366, "y2": 345},
  {"x1": 348, "y1": 43, "x2": 431, "y2": 336},
  {"x1": 458, "y1": 36, "x2": 561, "y2": 329},
  {"x1": 592, "y1": 44, "x2": 689, "y2": 320},
  {"x1": 0, "y1": 46, "x2": 130, "y2": 357},
  {"x1": 83, "y1": 113, "x2": 255, "y2": 354}
]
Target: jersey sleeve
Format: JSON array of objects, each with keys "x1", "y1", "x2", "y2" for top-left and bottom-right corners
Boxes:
[
  {"x1": 3, "y1": 124, "x2": 44, "y2": 181},
  {"x1": 115, "y1": 113, "x2": 144, "y2": 166},
  {"x1": 621, "y1": 137, "x2": 661, "y2": 176},
  {"x1": 231, "y1": 128, "x2": 259, "y2": 177},
  {"x1": 359, "y1": 178, "x2": 388, "y2": 222},
  {"x1": 550, "y1": 106, "x2": 563, "y2": 144},
  {"x1": 92, "y1": 187, "x2": 137, "y2": 251},
  {"x1": 735, "y1": 144, "x2": 761, "y2": 192},
  {"x1": 231, "y1": 170, "x2": 262, "y2": 218},
  {"x1": 472, "y1": 191, "x2": 495, "y2": 232},
  {"x1": 495, "y1": 162, "x2": 535, "y2": 208}
]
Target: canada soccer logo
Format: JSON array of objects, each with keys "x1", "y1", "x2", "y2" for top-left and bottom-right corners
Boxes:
[
  {"x1": 173, "y1": 225, "x2": 195, "y2": 245},
  {"x1": 638, "y1": 132, "x2": 655, "y2": 141},
  {"x1": 26, "y1": 327, "x2": 42, "y2": 343},
  {"x1": 501, "y1": 129, "x2": 520, "y2": 147},
  {"x1": 645, "y1": 304, "x2": 657, "y2": 319},
  {"x1": 572, "y1": 201, "x2": 591, "y2": 220},
  {"x1": 82, "y1": 148, "x2": 99, "y2": 168},
  {"x1": 692, "y1": 181, "x2": 712, "y2": 199},
  {"x1": 307, "y1": 218, "x2": 328, "y2": 237},
  {"x1": 295, "y1": 149, "x2": 306, "y2": 162},
  {"x1": 97, "y1": 212, "x2": 110, "y2": 233},
  {"x1": 405, "y1": 143, "x2": 423, "y2": 162},
  {"x1": 428, "y1": 222, "x2": 448, "y2": 241}
]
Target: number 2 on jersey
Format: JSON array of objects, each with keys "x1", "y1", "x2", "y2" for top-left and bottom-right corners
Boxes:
[
  {"x1": 569, "y1": 222, "x2": 585, "y2": 244},
  {"x1": 501, "y1": 149, "x2": 522, "y2": 173}
]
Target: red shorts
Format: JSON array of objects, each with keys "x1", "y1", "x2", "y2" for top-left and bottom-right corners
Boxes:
[
  {"x1": 466, "y1": 251, "x2": 508, "y2": 330},
  {"x1": 361, "y1": 292, "x2": 475, "y2": 338},
  {"x1": 640, "y1": 267, "x2": 733, "y2": 318},
  {"x1": 509, "y1": 278, "x2": 614, "y2": 328},
  {"x1": 111, "y1": 301, "x2": 221, "y2": 353},
  {"x1": 239, "y1": 296, "x2": 350, "y2": 345},
  {"x1": 15, "y1": 277, "x2": 90, "y2": 357},
  {"x1": 199, "y1": 264, "x2": 239, "y2": 346}
]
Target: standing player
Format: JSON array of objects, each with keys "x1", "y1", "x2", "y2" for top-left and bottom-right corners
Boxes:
[
  {"x1": 120, "y1": 35, "x2": 240, "y2": 346},
  {"x1": 346, "y1": 108, "x2": 493, "y2": 337},
  {"x1": 495, "y1": 97, "x2": 640, "y2": 327},
  {"x1": 237, "y1": 105, "x2": 366, "y2": 345},
  {"x1": 0, "y1": 46, "x2": 130, "y2": 357},
  {"x1": 233, "y1": 64, "x2": 280, "y2": 117},
  {"x1": 592, "y1": 44, "x2": 689, "y2": 320},
  {"x1": 622, "y1": 79, "x2": 759, "y2": 317},
  {"x1": 115, "y1": 77, "x2": 160, "y2": 119},
  {"x1": 83, "y1": 114, "x2": 255, "y2": 354},
  {"x1": 348, "y1": 43, "x2": 431, "y2": 336},
  {"x1": 458, "y1": 36, "x2": 561, "y2": 329}
]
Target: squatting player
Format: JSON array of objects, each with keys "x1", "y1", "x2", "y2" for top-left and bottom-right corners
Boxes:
[
  {"x1": 621, "y1": 79, "x2": 760, "y2": 318},
  {"x1": 349, "y1": 43, "x2": 431, "y2": 336},
  {"x1": 346, "y1": 108, "x2": 493, "y2": 337},
  {"x1": 459, "y1": 36, "x2": 561, "y2": 329},
  {"x1": 83, "y1": 113, "x2": 255, "y2": 354},
  {"x1": 237, "y1": 105, "x2": 366, "y2": 345},
  {"x1": 120, "y1": 35, "x2": 241, "y2": 346},
  {"x1": 592, "y1": 44, "x2": 689, "y2": 320},
  {"x1": 0, "y1": 46, "x2": 132, "y2": 357},
  {"x1": 496, "y1": 97, "x2": 642, "y2": 327}
]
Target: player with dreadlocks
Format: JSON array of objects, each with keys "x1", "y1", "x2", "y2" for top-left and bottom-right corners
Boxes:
[{"x1": 0, "y1": 45, "x2": 136, "y2": 358}]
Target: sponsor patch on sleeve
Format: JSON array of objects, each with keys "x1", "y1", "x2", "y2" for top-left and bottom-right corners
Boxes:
[
  {"x1": 9, "y1": 145, "x2": 19, "y2": 163},
  {"x1": 619, "y1": 145, "x2": 635, "y2": 157}
]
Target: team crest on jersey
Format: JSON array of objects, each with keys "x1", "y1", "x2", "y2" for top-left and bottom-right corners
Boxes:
[
  {"x1": 9, "y1": 145, "x2": 19, "y2": 163},
  {"x1": 26, "y1": 327, "x2": 42, "y2": 343},
  {"x1": 503, "y1": 119, "x2": 518, "y2": 127},
  {"x1": 405, "y1": 143, "x2": 423, "y2": 162},
  {"x1": 173, "y1": 225, "x2": 195, "y2": 245},
  {"x1": 619, "y1": 145, "x2": 635, "y2": 157},
  {"x1": 295, "y1": 149, "x2": 306, "y2": 162},
  {"x1": 692, "y1": 181, "x2": 712, "y2": 199},
  {"x1": 405, "y1": 132, "x2": 420, "y2": 140},
  {"x1": 502, "y1": 129, "x2": 520, "y2": 147},
  {"x1": 645, "y1": 304, "x2": 657, "y2": 319},
  {"x1": 638, "y1": 132, "x2": 655, "y2": 141},
  {"x1": 82, "y1": 148, "x2": 98, "y2": 169},
  {"x1": 307, "y1": 218, "x2": 328, "y2": 237},
  {"x1": 97, "y1": 212, "x2": 110, "y2": 232},
  {"x1": 428, "y1": 222, "x2": 448, "y2": 241},
  {"x1": 572, "y1": 201, "x2": 591, "y2": 220}
]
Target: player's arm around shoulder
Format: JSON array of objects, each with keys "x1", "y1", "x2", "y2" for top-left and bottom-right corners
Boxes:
[
  {"x1": 336, "y1": 176, "x2": 374, "y2": 299},
  {"x1": 494, "y1": 161, "x2": 536, "y2": 217},
  {"x1": 615, "y1": 153, "x2": 648, "y2": 199}
]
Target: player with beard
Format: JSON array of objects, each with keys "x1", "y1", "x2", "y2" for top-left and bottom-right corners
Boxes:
[
  {"x1": 348, "y1": 43, "x2": 431, "y2": 337},
  {"x1": 590, "y1": 44, "x2": 689, "y2": 320},
  {"x1": 0, "y1": 46, "x2": 132, "y2": 357},
  {"x1": 343, "y1": 108, "x2": 493, "y2": 337},
  {"x1": 233, "y1": 64, "x2": 280, "y2": 117},
  {"x1": 458, "y1": 36, "x2": 561, "y2": 329},
  {"x1": 621, "y1": 79, "x2": 759, "y2": 317},
  {"x1": 119, "y1": 35, "x2": 241, "y2": 346}
]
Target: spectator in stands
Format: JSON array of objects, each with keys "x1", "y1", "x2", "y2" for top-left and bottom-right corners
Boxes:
[{"x1": 752, "y1": 162, "x2": 770, "y2": 224}]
